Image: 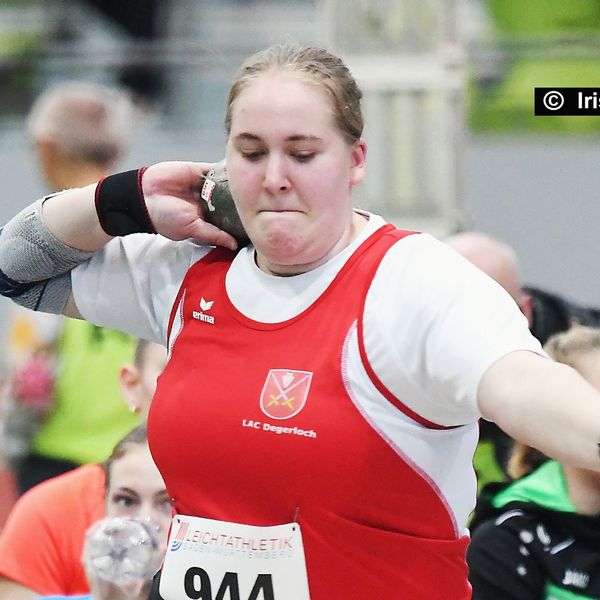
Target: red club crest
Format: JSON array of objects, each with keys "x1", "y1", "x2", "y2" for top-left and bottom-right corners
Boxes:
[{"x1": 260, "y1": 369, "x2": 313, "y2": 420}]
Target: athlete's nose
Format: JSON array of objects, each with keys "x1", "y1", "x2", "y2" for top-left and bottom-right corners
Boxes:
[{"x1": 263, "y1": 155, "x2": 291, "y2": 195}]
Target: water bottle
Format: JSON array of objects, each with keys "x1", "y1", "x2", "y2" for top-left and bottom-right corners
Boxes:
[{"x1": 84, "y1": 517, "x2": 162, "y2": 585}]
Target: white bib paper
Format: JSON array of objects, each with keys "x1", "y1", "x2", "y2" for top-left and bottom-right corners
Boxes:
[{"x1": 160, "y1": 514, "x2": 311, "y2": 599}]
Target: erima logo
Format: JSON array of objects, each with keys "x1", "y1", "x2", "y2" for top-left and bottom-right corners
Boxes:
[
  {"x1": 192, "y1": 297, "x2": 215, "y2": 324},
  {"x1": 200, "y1": 298, "x2": 214, "y2": 311}
]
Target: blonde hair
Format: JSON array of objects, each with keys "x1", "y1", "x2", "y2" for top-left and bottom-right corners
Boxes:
[
  {"x1": 543, "y1": 325, "x2": 600, "y2": 367},
  {"x1": 27, "y1": 82, "x2": 135, "y2": 166},
  {"x1": 225, "y1": 43, "x2": 363, "y2": 145},
  {"x1": 508, "y1": 326, "x2": 600, "y2": 479}
]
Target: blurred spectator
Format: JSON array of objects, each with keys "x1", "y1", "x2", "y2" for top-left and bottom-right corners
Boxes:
[
  {"x1": 447, "y1": 231, "x2": 600, "y2": 345},
  {"x1": 26, "y1": 81, "x2": 135, "y2": 190},
  {"x1": 467, "y1": 326, "x2": 600, "y2": 599},
  {"x1": 0, "y1": 341, "x2": 167, "y2": 599},
  {"x1": 447, "y1": 231, "x2": 600, "y2": 487},
  {"x1": 2, "y1": 81, "x2": 142, "y2": 495}
]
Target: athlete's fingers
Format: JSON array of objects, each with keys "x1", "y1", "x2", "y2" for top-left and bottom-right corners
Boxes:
[
  {"x1": 143, "y1": 161, "x2": 216, "y2": 200},
  {"x1": 187, "y1": 219, "x2": 238, "y2": 251},
  {"x1": 186, "y1": 161, "x2": 216, "y2": 180}
]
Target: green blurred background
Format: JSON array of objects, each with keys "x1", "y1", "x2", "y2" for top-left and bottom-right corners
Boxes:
[{"x1": 469, "y1": 0, "x2": 600, "y2": 134}]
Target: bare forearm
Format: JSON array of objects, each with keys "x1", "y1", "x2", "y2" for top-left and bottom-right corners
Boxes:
[
  {"x1": 478, "y1": 351, "x2": 600, "y2": 472},
  {"x1": 42, "y1": 183, "x2": 112, "y2": 252},
  {"x1": 42, "y1": 162, "x2": 237, "y2": 251}
]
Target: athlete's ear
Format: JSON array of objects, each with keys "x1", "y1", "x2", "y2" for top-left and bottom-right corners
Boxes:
[
  {"x1": 119, "y1": 363, "x2": 142, "y2": 414},
  {"x1": 350, "y1": 139, "x2": 366, "y2": 187}
]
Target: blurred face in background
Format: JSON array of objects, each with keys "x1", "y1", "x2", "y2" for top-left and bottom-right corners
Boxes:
[{"x1": 106, "y1": 442, "x2": 172, "y2": 540}]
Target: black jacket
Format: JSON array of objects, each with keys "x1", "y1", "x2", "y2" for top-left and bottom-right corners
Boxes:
[
  {"x1": 468, "y1": 462, "x2": 600, "y2": 599},
  {"x1": 526, "y1": 286, "x2": 600, "y2": 345}
]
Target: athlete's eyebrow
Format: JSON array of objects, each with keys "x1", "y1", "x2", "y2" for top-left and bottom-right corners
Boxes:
[
  {"x1": 233, "y1": 133, "x2": 323, "y2": 143},
  {"x1": 234, "y1": 133, "x2": 261, "y2": 142},
  {"x1": 285, "y1": 135, "x2": 323, "y2": 142}
]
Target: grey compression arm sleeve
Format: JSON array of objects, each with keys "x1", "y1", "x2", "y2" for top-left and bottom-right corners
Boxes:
[{"x1": 0, "y1": 196, "x2": 95, "y2": 313}]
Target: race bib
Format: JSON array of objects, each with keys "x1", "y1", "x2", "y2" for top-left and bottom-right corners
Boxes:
[{"x1": 160, "y1": 515, "x2": 311, "y2": 600}]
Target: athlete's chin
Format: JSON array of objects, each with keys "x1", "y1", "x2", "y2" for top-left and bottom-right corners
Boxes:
[
  {"x1": 252, "y1": 218, "x2": 300, "y2": 247},
  {"x1": 251, "y1": 229, "x2": 310, "y2": 268},
  {"x1": 260, "y1": 234, "x2": 304, "y2": 263}
]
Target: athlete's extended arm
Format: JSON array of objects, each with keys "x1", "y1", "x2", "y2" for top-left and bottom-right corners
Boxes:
[
  {"x1": 478, "y1": 350, "x2": 600, "y2": 472},
  {"x1": 43, "y1": 161, "x2": 237, "y2": 251},
  {"x1": 0, "y1": 162, "x2": 237, "y2": 318}
]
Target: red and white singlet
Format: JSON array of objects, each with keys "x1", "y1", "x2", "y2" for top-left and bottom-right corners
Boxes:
[{"x1": 149, "y1": 225, "x2": 472, "y2": 599}]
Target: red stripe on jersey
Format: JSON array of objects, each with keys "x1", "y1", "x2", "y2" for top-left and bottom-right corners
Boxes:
[{"x1": 355, "y1": 234, "x2": 459, "y2": 429}]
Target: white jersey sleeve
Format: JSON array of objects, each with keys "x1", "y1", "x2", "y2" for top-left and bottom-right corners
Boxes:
[
  {"x1": 70, "y1": 234, "x2": 212, "y2": 344},
  {"x1": 363, "y1": 233, "x2": 544, "y2": 426}
]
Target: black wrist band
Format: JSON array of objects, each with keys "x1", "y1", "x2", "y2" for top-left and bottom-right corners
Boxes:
[{"x1": 95, "y1": 167, "x2": 156, "y2": 236}]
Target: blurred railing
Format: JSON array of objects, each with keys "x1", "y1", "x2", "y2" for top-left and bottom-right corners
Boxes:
[
  {"x1": 0, "y1": 0, "x2": 465, "y2": 232},
  {"x1": 321, "y1": 0, "x2": 466, "y2": 234}
]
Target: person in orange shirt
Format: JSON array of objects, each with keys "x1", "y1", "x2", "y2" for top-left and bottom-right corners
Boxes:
[{"x1": 0, "y1": 340, "x2": 167, "y2": 599}]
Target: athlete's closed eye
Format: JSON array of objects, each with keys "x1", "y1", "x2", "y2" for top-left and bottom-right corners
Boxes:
[
  {"x1": 291, "y1": 152, "x2": 316, "y2": 163},
  {"x1": 240, "y1": 149, "x2": 267, "y2": 161}
]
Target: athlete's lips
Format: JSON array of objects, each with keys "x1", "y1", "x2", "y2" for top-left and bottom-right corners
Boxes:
[{"x1": 258, "y1": 209, "x2": 303, "y2": 213}]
